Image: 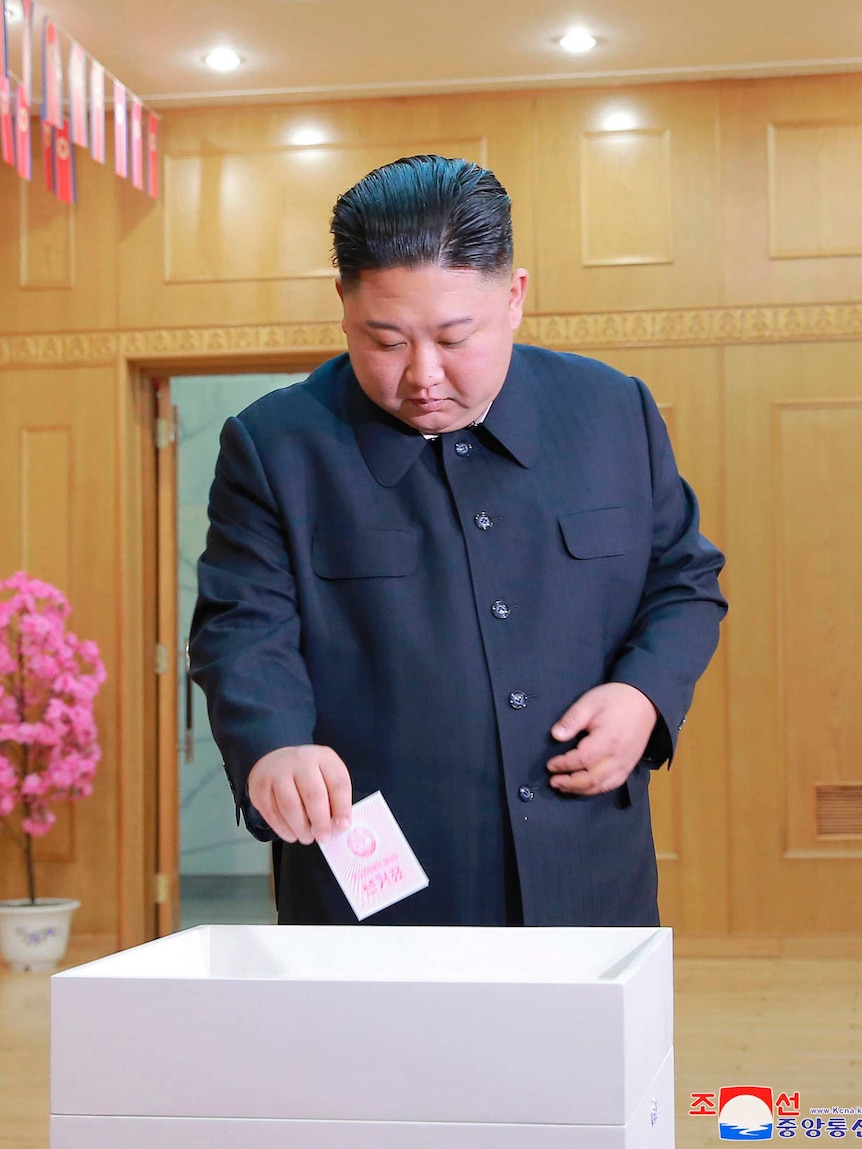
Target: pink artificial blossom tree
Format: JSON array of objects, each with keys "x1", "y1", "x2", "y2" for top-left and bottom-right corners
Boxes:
[{"x1": 0, "y1": 572, "x2": 105, "y2": 903}]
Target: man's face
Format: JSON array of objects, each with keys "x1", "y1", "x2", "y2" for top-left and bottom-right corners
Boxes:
[{"x1": 337, "y1": 264, "x2": 529, "y2": 435}]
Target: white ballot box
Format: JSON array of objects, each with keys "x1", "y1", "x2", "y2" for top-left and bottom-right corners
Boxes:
[{"x1": 51, "y1": 925, "x2": 674, "y2": 1148}]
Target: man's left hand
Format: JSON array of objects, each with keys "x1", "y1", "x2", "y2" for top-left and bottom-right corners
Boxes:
[{"x1": 547, "y1": 683, "x2": 658, "y2": 796}]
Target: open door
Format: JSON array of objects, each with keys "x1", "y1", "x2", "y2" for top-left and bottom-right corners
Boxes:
[{"x1": 154, "y1": 378, "x2": 180, "y2": 935}]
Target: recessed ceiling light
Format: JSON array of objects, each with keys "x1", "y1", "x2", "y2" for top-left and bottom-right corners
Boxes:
[
  {"x1": 560, "y1": 27, "x2": 596, "y2": 54},
  {"x1": 204, "y1": 47, "x2": 242, "y2": 73},
  {"x1": 292, "y1": 127, "x2": 326, "y2": 146},
  {"x1": 603, "y1": 111, "x2": 636, "y2": 131}
]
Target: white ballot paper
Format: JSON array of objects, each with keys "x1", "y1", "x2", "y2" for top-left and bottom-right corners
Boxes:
[{"x1": 318, "y1": 790, "x2": 430, "y2": 920}]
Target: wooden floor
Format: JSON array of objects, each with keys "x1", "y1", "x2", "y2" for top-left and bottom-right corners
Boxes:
[{"x1": 1, "y1": 944, "x2": 860, "y2": 1148}]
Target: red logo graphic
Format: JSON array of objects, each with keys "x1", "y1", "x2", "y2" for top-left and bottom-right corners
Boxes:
[{"x1": 346, "y1": 826, "x2": 377, "y2": 858}]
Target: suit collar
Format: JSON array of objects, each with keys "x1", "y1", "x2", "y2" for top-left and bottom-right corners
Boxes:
[
  {"x1": 481, "y1": 347, "x2": 540, "y2": 469},
  {"x1": 348, "y1": 344, "x2": 541, "y2": 487},
  {"x1": 350, "y1": 382, "x2": 430, "y2": 488}
]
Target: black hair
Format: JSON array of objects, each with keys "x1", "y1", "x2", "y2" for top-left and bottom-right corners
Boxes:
[{"x1": 331, "y1": 154, "x2": 513, "y2": 287}]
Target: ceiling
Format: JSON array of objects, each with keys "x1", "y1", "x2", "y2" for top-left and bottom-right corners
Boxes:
[{"x1": 3, "y1": 0, "x2": 862, "y2": 109}]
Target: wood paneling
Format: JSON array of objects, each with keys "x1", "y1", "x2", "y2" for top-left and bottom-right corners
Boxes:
[
  {"x1": 2, "y1": 72, "x2": 862, "y2": 949},
  {"x1": 0, "y1": 126, "x2": 118, "y2": 333},
  {"x1": 154, "y1": 381, "x2": 179, "y2": 935},
  {"x1": 594, "y1": 346, "x2": 727, "y2": 936},
  {"x1": 115, "y1": 363, "x2": 158, "y2": 949},
  {"x1": 0, "y1": 367, "x2": 117, "y2": 936},
  {"x1": 20, "y1": 426, "x2": 76, "y2": 864},
  {"x1": 768, "y1": 122, "x2": 862, "y2": 258},
  {"x1": 119, "y1": 95, "x2": 536, "y2": 329},
  {"x1": 165, "y1": 138, "x2": 486, "y2": 284},
  {"x1": 726, "y1": 342, "x2": 862, "y2": 935},
  {"x1": 774, "y1": 400, "x2": 862, "y2": 856},
  {"x1": 18, "y1": 180, "x2": 74, "y2": 289},
  {"x1": 534, "y1": 84, "x2": 721, "y2": 312},
  {"x1": 20, "y1": 427, "x2": 73, "y2": 591},
  {"x1": 721, "y1": 75, "x2": 862, "y2": 305},
  {"x1": 580, "y1": 129, "x2": 673, "y2": 267}
]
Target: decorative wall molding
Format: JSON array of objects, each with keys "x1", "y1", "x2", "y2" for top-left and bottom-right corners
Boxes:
[
  {"x1": 120, "y1": 322, "x2": 347, "y2": 360},
  {"x1": 519, "y1": 302, "x2": 862, "y2": 349},
  {"x1": 0, "y1": 332, "x2": 118, "y2": 367},
  {"x1": 2, "y1": 303, "x2": 862, "y2": 367}
]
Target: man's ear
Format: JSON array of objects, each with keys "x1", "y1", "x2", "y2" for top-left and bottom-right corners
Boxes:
[
  {"x1": 508, "y1": 268, "x2": 529, "y2": 329},
  {"x1": 335, "y1": 277, "x2": 347, "y2": 333}
]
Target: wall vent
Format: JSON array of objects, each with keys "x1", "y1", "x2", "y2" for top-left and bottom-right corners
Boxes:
[{"x1": 816, "y1": 784, "x2": 862, "y2": 837}]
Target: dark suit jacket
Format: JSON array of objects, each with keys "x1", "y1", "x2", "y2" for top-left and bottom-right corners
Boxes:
[{"x1": 190, "y1": 345, "x2": 727, "y2": 927}]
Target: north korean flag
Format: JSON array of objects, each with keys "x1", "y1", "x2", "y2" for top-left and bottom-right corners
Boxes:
[
  {"x1": 42, "y1": 19, "x2": 63, "y2": 129},
  {"x1": 0, "y1": 77, "x2": 14, "y2": 166},
  {"x1": 68, "y1": 42, "x2": 88, "y2": 147},
  {"x1": 15, "y1": 86, "x2": 31, "y2": 180},
  {"x1": 54, "y1": 119, "x2": 76, "y2": 204},
  {"x1": 146, "y1": 112, "x2": 159, "y2": 199},
  {"x1": 42, "y1": 118, "x2": 54, "y2": 192}
]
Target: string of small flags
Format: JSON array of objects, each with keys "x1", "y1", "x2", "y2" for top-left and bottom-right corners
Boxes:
[{"x1": 0, "y1": 0, "x2": 160, "y2": 204}]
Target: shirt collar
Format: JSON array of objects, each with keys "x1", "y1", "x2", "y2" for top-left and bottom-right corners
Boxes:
[
  {"x1": 350, "y1": 346, "x2": 540, "y2": 487},
  {"x1": 481, "y1": 348, "x2": 541, "y2": 469}
]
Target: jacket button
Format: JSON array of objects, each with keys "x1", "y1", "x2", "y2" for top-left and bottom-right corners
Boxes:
[
  {"x1": 508, "y1": 691, "x2": 528, "y2": 710},
  {"x1": 454, "y1": 441, "x2": 473, "y2": 456},
  {"x1": 491, "y1": 601, "x2": 511, "y2": 619},
  {"x1": 518, "y1": 786, "x2": 534, "y2": 802},
  {"x1": 474, "y1": 511, "x2": 493, "y2": 531}
]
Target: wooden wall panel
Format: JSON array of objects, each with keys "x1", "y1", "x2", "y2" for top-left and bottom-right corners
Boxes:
[
  {"x1": 18, "y1": 181, "x2": 75, "y2": 289},
  {"x1": 0, "y1": 367, "x2": 118, "y2": 939},
  {"x1": 591, "y1": 346, "x2": 727, "y2": 936},
  {"x1": 534, "y1": 84, "x2": 722, "y2": 312},
  {"x1": 721, "y1": 75, "x2": 862, "y2": 305},
  {"x1": 164, "y1": 137, "x2": 486, "y2": 284},
  {"x1": 20, "y1": 427, "x2": 75, "y2": 863},
  {"x1": 580, "y1": 129, "x2": 673, "y2": 266},
  {"x1": 20, "y1": 427, "x2": 73, "y2": 588},
  {"x1": 1, "y1": 72, "x2": 861, "y2": 948},
  {"x1": 0, "y1": 124, "x2": 119, "y2": 334},
  {"x1": 768, "y1": 123, "x2": 862, "y2": 258},
  {"x1": 118, "y1": 94, "x2": 536, "y2": 330},
  {"x1": 775, "y1": 402, "x2": 862, "y2": 854},
  {"x1": 726, "y1": 343, "x2": 862, "y2": 936}
]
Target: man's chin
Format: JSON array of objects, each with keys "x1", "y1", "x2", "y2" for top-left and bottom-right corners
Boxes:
[{"x1": 397, "y1": 402, "x2": 475, "y2": 435}]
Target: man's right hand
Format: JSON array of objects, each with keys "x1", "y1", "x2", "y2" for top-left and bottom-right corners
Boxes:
[{"x1": 247, "y1": 745, "x2": 353, "y2": 845}]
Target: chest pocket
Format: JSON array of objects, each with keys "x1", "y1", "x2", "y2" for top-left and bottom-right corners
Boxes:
[
  {"x1": 559, "y1": 507, "x2": 628, "y2": 559},
  {"x1": 311, "y1": 526, "x2": 418, "y2": 579}
]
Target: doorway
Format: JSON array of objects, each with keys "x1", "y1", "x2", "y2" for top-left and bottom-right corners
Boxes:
[{"x1": 155, "y1": 369, "x2": 310, "y2": 934}]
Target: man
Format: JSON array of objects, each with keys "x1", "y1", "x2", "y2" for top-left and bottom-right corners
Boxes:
[{"x1": 190, "y1": 154, "x2": 727, "y2": 928}]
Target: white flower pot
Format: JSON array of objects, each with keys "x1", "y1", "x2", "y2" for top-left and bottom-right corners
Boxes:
[{"x1": 0, "y1": 897, "x2": 81, "y2": 971}]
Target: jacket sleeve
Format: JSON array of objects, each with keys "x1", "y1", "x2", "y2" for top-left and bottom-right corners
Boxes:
[
  {"x1": 608, "y1": 378, "x2": 727, "y2": 763},
  {"x1": 189, "y1": 414, "x2": 315, "y2": 839}
]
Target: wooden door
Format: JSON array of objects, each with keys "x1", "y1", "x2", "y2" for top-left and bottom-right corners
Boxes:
[
  {"x1": 726, "y1": 341, "x2": 862, "y2": 937},
  {"x1": 154, "y1": 379, "x2": 180, "y2": 935}
]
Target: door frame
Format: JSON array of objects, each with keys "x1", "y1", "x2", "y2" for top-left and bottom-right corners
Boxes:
[{"x1": 121, "y1": 350, "x2": 328, "y2": 948}]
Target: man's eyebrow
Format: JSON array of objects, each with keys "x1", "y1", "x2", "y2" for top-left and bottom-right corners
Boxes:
[{"x1": 365, "y1": 316, "x2": 474, "y2": 333}]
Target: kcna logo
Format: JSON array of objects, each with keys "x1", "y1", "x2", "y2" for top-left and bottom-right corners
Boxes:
[
  {"x1": 716, "y1": 1087, "x2": 775, "y2": 1140},
  {"x1": 690, "y1": 1086, "x2": 800, "y2": 1140}
]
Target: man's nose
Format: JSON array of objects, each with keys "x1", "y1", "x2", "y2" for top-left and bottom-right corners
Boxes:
[{"x1": 405, "y1": 344, "x2": 444, "y2": 389}]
